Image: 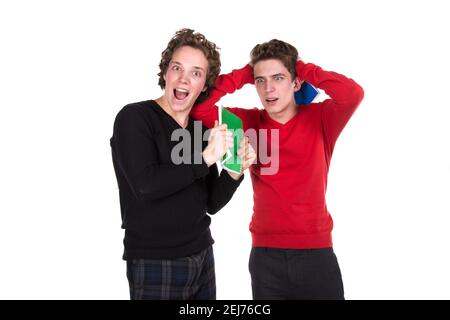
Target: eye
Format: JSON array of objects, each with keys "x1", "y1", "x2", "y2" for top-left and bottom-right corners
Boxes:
[
  {"x1": 171, "y1": 65, "x2": 181, "y2": 71},
  {"x1": 193, "y1": 71, "x2": 202, "y2": 77},
  {"x1": 274, "y1": 76, "x2": 284, "y2": 81},
  {"x1": 255, "y1": 78, "x2": 265, "y2": 85}
]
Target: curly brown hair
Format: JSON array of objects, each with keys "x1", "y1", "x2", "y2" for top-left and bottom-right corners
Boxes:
[
  {"x1": 158, "y1": 29, "x2": 221, "y2": 103},
  {"x1": 250, "y1": 39, "x2": 298, "y2": 80}
]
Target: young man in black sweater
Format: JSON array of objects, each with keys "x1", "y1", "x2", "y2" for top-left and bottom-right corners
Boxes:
[{"x1": 110, "y1": 29, "x2": 256, "y2": 300}]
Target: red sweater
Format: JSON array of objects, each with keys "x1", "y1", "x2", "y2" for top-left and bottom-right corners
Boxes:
[{"x1": 190, "y1": 61, "x2": 364, "y2": 249}]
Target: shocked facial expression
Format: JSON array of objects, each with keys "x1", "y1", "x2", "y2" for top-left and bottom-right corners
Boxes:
[
  {"x1": 253, "y1": 59, "x2": 300, "y2": 120},
  {"x1": 163, "y1": 46, "x2": 208, "y2": 114}
]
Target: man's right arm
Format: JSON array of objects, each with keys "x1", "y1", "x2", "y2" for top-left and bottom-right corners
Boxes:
[
  {"x1": 190, "y1": 64, "x2": 254, "y2": 128},
  {"x1": 112, "y1": 106, "x2": 210, "y2": 201}
]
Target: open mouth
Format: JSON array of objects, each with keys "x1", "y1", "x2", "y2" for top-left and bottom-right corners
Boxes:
[
  {"x1": 265, "y1": 98, "x2": 278, "y2": 103},
  {"x1": 174, "y1": 88, "x2": 189, "y2": 100}
]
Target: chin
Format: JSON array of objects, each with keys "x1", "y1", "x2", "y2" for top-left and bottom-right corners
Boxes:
[
  {"x1": 264, "y1": 105, "x2": 282, "y2": 113},
  {"x1": 173, "y1": 104, "x2": 190, "y2": 113},
  {"x1": 170, "y1": 97, "x2": 191, "y2": 110}
]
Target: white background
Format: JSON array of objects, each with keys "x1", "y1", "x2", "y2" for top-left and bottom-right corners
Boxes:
[{"x1": 1, "y1": 0, "x2": 449, "y2": 299}]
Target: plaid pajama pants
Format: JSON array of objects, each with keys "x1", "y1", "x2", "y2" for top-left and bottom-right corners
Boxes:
[{"x1": 126, "y1": 246, "x2": 216, "y2": 300}]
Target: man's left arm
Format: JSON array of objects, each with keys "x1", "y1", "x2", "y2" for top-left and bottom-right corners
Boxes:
[{"x1": 296, "y1": 61, "x2": 364, "y2": 151}]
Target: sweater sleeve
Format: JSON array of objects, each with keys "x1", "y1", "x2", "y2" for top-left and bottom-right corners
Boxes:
[
  {"x1": 297, "y1": 61, "x2": 364, "y2": 152},
  {"x1": 205, "y1": 165, "x2": 244, "y2": 215},
  {"x1": 112, "y1": 106, "x2": 209, "y2": 201},
  {"x1": 190, "y1": 64, "x2": 254, "y2": 128}
]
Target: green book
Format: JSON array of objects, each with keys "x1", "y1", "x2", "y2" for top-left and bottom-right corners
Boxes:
[{"x1": 218, "y1": 105, "x2": 244, "y2": 174}]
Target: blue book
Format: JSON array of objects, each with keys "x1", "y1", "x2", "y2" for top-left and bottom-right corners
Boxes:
[{"x1": 294, "y1": 81, "x2": 319, "y2": 105}]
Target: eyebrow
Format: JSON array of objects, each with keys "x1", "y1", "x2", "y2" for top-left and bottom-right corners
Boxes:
[
  {"x1": 254, "y1": 73, "x2": 287, "y2": 81},
  {"x1": 171, "y1": 61, "x2": 206, "y2": 72}
]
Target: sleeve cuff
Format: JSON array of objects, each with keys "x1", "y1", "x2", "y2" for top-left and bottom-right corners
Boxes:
[
  {"x1": 296, "y1": 60, "x2": 307, "y2": 79},
  {"x1": 221, "y1": 169, "x2": 244, "y2": 187}
]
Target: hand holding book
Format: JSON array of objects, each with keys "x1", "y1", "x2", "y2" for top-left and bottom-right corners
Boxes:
[
  {"x1": 202, "y1": 120, "x2": 234, "y2": 167},
  {"x1": 225, "y1": 136, "x2": 256, "y2": 181},
  {"x1": 238, "y1": 137, "x2": 256, "y2": 171}
]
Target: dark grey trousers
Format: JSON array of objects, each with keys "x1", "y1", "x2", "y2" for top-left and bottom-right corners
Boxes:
[{"x1": 249, "y1": 247, "x2": 345, "y2": 300}]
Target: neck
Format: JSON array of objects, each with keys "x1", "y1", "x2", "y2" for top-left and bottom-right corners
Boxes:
[
  {"x1": 268, "y1": 102, "x2": 297, "y2": 124},
  {"x1": 155, "y1": 96, "x2": 190, "y2": 128}
]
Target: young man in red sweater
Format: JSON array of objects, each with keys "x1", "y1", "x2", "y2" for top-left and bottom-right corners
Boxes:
[{"x1": 190, "y1": 39, "x2": 364, "y2": 299}]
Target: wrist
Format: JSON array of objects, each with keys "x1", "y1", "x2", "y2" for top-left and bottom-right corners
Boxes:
[
  {"x1": 242, "y1": 64, "x2": 254, "y2": 84},
  {"x1": 227, "y1": 170, "x2": 243, "y2": 181},
  {"x1": 202, "y1": 150, "x2": 215, "y2": 167}
]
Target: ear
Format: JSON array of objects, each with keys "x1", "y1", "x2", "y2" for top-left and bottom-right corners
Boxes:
[{"x1": 293, "y1": 78, "x2": 303, "y2": 92}]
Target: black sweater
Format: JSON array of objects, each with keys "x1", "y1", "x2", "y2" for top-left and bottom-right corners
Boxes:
[{"x1": 111, "y1": 100, "x2": 243, "y2": 259}]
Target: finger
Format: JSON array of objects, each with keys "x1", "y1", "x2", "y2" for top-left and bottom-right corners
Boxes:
[
  {"x1": 217, "y1": 132, "x2": 231, "y2": 142},
  {"x1": 212, "y1": 124, "x2": 227, "y2": 134},
  {"x1": 218, "y1": 132, "x2": 233, "y2": 141},
  {"x1": 227, "y1": 139, "x2": 234, "y2": 147},
  {"x1": 223, "y1": 136, "x2": 233, "y2": 144},
  {"x1": 237, "y1": 142, "x2": 245, "y2": 155},
  {"x1": 249, "y1": 148, "x2": 256, "y2": 157},
  {"x1": 245, "y1": 148, "x2": 255, "y2": 159},
  {"x1": 247, "y1": 142, "x2": 255, "y2": 154},
  {"x1": 208, "y1": 130, "x2": 214, "y2": 143},
  {"x1": 241, "y1": 143, "x2": 248, "y2": 159}
]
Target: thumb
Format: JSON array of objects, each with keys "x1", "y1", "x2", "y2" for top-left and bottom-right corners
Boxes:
[{"x1": 214, "y1": 120, "x2": 218, "y2": 128}]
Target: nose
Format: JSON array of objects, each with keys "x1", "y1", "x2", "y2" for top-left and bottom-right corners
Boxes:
[
  {"x1": 264, "y1": 80, "x2": 274, "y2": 93},
  {"x1": 178, "y1": 71, "x2": 189, "y2": 84}
]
